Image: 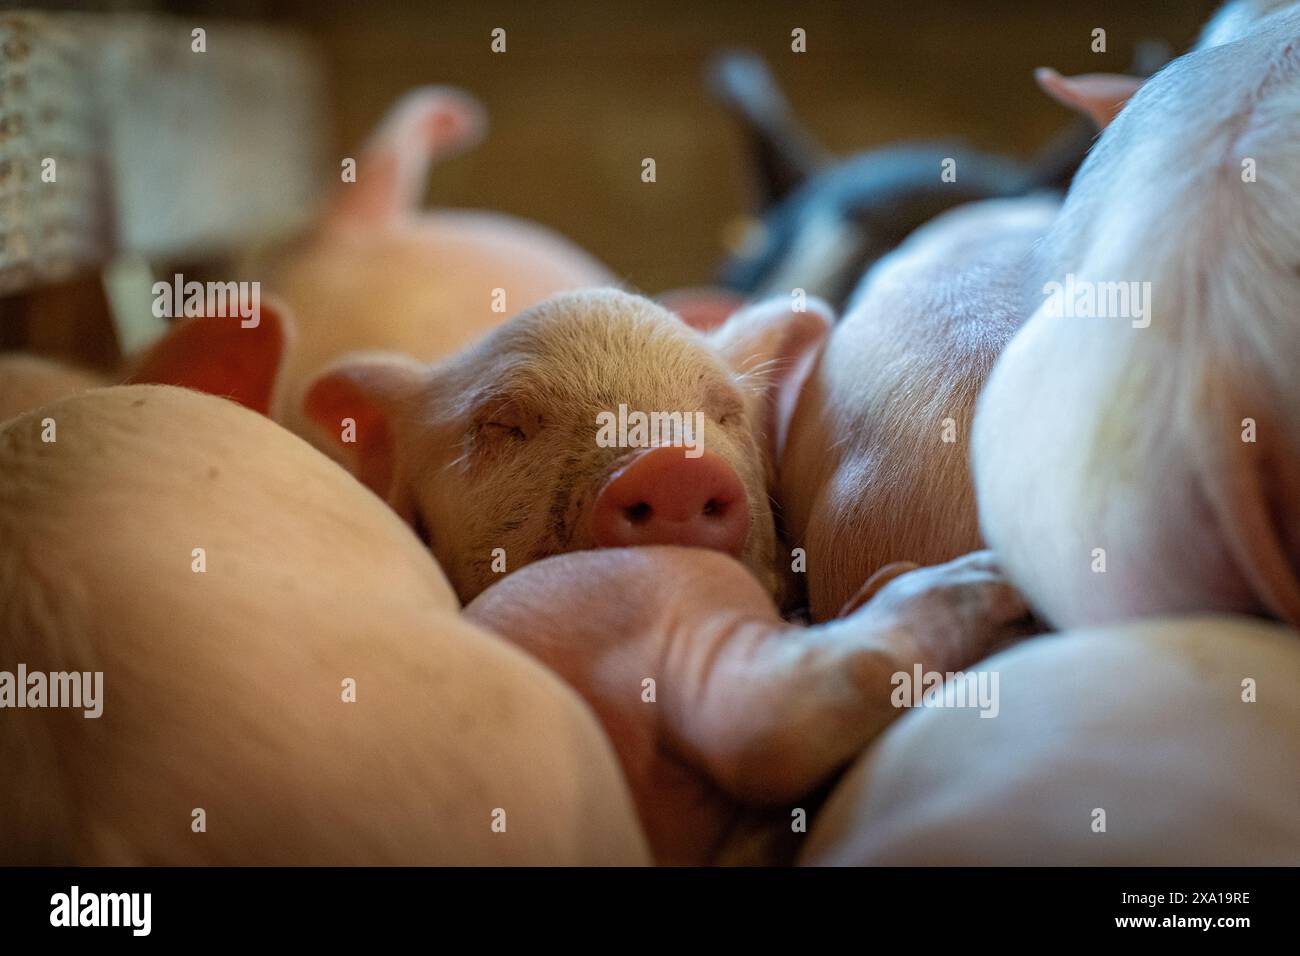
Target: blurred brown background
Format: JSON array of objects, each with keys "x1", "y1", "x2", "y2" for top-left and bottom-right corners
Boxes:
[
  {"x1": 241, "y1": 0, "x2": 1218, "y2": 292},
  {"x1": 7, "y1": 0, "x2": 1215, "y2": 362}
]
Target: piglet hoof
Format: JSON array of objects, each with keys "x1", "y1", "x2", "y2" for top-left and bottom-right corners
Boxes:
[{"x1": 853, "y1": 550, "x2": 1039, "y2": 673}]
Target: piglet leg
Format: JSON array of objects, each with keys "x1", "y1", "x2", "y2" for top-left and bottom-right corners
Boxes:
[
  {"x1": 466, "y1": 547, "x2": 1034, "y2": 824},
  {"x1": 666, "y1": 550, "x2": 1035, "y2": 804}
]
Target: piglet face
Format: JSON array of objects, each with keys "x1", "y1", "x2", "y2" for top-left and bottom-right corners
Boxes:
[{"x1": 304, "y1": 288, "x2": 830, "y2": 603}]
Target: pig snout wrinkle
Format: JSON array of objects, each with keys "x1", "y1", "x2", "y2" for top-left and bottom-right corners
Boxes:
[{"x1": 590, "y1": 448, "x2": 750, "y2": 556}]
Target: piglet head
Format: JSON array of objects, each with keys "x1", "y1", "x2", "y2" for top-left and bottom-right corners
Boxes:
[{"x1": 303, "y1": 288, "x2": 830, "y2": 603}]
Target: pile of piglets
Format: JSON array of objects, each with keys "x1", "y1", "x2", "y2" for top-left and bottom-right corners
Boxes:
[{"x1": 3, "y1": 0, "x2": 1299, "y2": 865}]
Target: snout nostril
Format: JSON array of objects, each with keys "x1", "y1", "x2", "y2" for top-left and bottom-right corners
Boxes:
[
  {"x1": 592, "y1": 448, "x2": 750, "y2": 556},
  {"x1": 624, "y1": 501, "x2": 653, "y2": 524}
]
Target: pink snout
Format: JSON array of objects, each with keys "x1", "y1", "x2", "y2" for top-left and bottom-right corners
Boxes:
[{"x1": 590, "y1": 448, "x2": 750, "y2": 556}]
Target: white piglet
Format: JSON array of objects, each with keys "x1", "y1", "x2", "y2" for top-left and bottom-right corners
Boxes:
[{"x1": 973, "y1": 3, "x2": 1300, "y2": 629}]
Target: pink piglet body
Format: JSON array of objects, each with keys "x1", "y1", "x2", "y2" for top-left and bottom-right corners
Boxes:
[{"x1": 781, "y1": 194, "x2": 1061, "y2": 621}]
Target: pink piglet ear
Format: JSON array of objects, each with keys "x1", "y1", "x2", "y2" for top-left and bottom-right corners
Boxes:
[
  {"x1": 1035, "y1": 67, "x2": 1145, "y2": 130},
  {"x1": 301, "y1": 353, "x2": 428, "y2": 503},
  {"x1": 126, "y1": 296, "x2": 294, "y2": 417},
  {"x1": 708, "y1": 295, "x2": 834, "y2": 464}
]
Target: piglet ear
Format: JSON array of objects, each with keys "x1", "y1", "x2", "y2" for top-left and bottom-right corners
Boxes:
[
  {"x1": 1035, "y1": 68, "x2": 1145, "y2": 130},
  {"x1": 302, "y1": 354, "x2": 428, "y2": 501},
  {"x1": 126, "y1": 297, "x2": 293, "y2": 416},
  {"x1": 709, "y1": 295, "x2": 833, "y2": 463}
]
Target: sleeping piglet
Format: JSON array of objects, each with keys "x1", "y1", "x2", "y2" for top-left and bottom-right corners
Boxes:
[
  {"x1": 300, "y1": 288, "x2": 831, "y2": 605},
  {"x1": 972, "y1": 1, "x2": 1300, "y2": 629}
]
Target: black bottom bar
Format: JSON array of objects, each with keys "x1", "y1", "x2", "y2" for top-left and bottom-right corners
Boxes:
[{"x1": 0, "y1": 867, "x2": 1283, "y2": 942}]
